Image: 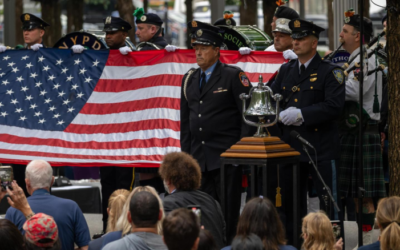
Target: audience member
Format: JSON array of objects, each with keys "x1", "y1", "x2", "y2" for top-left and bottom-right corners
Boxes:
[
  {"x1": 301, "y1": 212, "x2": 337, "y2": 250},
  {"x1": 1, "y1": 180, "x2": 34, "y2": 218},
  {"x1": 198, "y1": 229, "x2": 218, "y2": 250},
  {"x1": 23, "y1": 213, "x2": 61, "y2": 250},
  {"x1": 5, "y1": 160, "x2": 91, "y2": 250},
  {"x1": 162, "y1": 208, "x2": 200, "y2": 250},
  {"x1": 159, "y1": 152, "x2": 226, "y2": 247},
  {"x1": 106, "y1": 189, "x2": 130, "y2": 232},
  {"x1": 0, "y1": 219, "x2": 24, "y2": 250},
  {"x1": 102, "y1": 190, "x2": 167, "y2": 250},
  {"x1": 232, "y1": 234, "x2": 265, "y2": 250},
  {"x1": 358, "y1": 196, "x2": 400, "y2": 250},
  {"x1": 222, "y1": 197, "x2": 297, "y2": 250}
]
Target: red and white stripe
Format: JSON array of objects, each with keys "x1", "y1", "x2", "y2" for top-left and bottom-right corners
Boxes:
[{"x1": 0, "y1": 49, "x2": 284, "y2": 167}]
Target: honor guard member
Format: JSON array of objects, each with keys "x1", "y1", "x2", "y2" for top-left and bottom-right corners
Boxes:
[
  {"x1": 270, "y1": 18, "x2": 345, "y2": 242},
  {"x1": 180, "y1": 23, "x2": 253, "y2": 242},
  {"x1": 72, "y1": 16, "x2": 133, "y2": 55},
  {"x1": 213, "y1": 10, "x2": 237, "y2": 26},
  {"x1": 133, "y1": 8, "x2": 168, "y2": 51},
  {"x1": 338, "y1": 10, "x2": 385, "y2": 238}
]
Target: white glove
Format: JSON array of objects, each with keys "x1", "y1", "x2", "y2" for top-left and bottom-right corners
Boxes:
[
  {"x1": 283, "y1": 49, "x2": 298, "y2": 60},
  {"x1": 239, "y1": 47, "x2": 252, "y2": 55},
  {"x1": 279, "y1": 107, "x2": 303, "y2": 126},
  {"x1": 30, "y1": 43, "x2": 43, "y2": 51},
  {"x1": 165, "y1": 45, "x2": 178, "y2": 52},
  {"x1": 72, "y1": 45, "x2": 85, "y2": 54},
  {"x1": 119, "y1": 46, "x2": 132, "y2": 55},
  {"x1": 0, "y1": 45, "x2": 7, "y2": 53}
]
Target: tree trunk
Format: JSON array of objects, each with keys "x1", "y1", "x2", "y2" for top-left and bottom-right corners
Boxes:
[
  {"x1": 387, "y1": 0, "x2": 400, "y2": 196},
  {"x1": 358, "y1": 0, "x2": 370, "y2": 18},
  {"x1": 115, "y1": 0, "x2": 136, "y2": 44},
  {"x1": 15, "y1": 0, "x2": 24, "y2": 46},
  {"x1": 40, "y1": 0, "x2": 62, "y2": 47},
  {"x1": 240, "y1": 0, "x2": 257, "y2": 26},
  {"x1": 327, "y1": 0, "x2": 334, "y2": 50},
  {"x1": 67, "y1": 0, "x2": 84, "y2": 33},
  {"x1": 262, "y1": 0, "x2": 277, "y2": 37},
  {"x1": 144, "y1": 0, "x2": 148, "y2": 13},
  {"x1": 185, "y1": 0, "x2": 193, "y2": 49}
]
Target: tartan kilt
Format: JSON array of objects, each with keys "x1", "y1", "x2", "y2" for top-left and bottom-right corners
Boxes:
[{"x1": 339, "y1": 133, "x2": 386, "y2": 198}]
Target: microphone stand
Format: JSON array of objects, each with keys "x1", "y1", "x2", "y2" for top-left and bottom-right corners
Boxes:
[{"x1": 302, "y1": 145, "x2": 340, "y2": 216}]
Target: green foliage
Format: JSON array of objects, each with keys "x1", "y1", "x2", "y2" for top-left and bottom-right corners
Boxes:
[{"x1": 226, "y1": 0, "x2": 240, "y2": 5}]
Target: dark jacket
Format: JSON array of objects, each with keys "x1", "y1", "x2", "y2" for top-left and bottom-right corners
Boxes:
[
  {"x1": 163, "y1": 190, "x2": 226, "y2": 248},
  {"x1": 180, "y1": 61, "x2": 252, "y2": 171},
  {"x1": 138, "y1": 36, "x2": 168, "y2": 51},
  {"x1": 270, "y1": 53, "x2": 345, "y2": 162}
]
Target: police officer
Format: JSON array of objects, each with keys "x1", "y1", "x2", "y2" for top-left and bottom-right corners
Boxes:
[
  {"x1": 180, "y1": 22, "x2": 253, "y2": 242},
  {"x1": 270, "y1": 18, "x2": 345, "y2": 241}
]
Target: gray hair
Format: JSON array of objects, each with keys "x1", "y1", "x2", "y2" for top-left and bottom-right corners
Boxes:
[{"x1": 25, "y1": 160, "x2": 53, "y2": 189}]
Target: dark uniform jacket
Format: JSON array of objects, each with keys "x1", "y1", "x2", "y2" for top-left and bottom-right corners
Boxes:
[
  {"x1": 139, "y1": 36, "x2": 168, "y2": 51},
  {"x1": 270, "y1": 53, "x2": 345, "y2": 162},
  {"x1": 163, "y1": 190, "x2": 226, "y2": 248},
  {"x1": 180, "y1": 61, "x2": 252, "y2": 171}
]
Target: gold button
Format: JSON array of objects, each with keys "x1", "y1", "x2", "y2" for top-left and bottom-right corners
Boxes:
[
  {"x1": 283, "y1": 87, "x2": 286, "y2": 90},
  {"x1": 311, "y1": 86, "x2": 313, "y2": 89},
  {"x1": 294, "y1": 99, "x2": 298, "y2": 102},
  {"x1": 298, "y1": 88, "x2": 300, "y2": 91},
  {"x1": 315, "y1": 128, "x2": 318, "y2": 131}
]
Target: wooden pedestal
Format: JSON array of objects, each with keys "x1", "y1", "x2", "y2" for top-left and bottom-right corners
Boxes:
[{"x1": 220, "y1": 136, "x2": 300, "y2": 158}]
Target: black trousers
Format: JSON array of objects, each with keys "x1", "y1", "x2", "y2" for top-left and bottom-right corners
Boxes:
[
  {"x1": 200, "y1": 165, "x2": 242, "y2": 244},
  {"x1": 100, "y1": 166, "x2": 134, "y2": 232}
]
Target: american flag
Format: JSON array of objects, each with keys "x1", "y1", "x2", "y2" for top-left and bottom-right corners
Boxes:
[{"x1": 0, "y1": 49, "x2": 284, "y2": 167}]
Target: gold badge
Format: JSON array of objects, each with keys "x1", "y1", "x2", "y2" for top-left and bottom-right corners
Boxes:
[
  {"x1": 191, "y1": 20, "x2": 197, "y2": 28},
  {"x1": 25, "y1": 14, "x2": 30, "y2": 21},
  {"x1": 294, "y1": 20, "x2": 300, "y2": 28},
  {"x1": 310, "y1": 73, "x2": 317, "y2": 76},
  {"x1": 280, "y1": 19, "x2": 286, "y2": 24},
  {"x1": 345, "y1": 17, "x2": 350, "y2": 23},
  {"x1": 226, "y1": 19, "x2": 231, "y2": 25},
  {"x1": 310, "y1": 77, "x2": 317, "y2": 82},
  {"x1": 105, "y1": 16, "x2": 112, "y2": 24},
  {"x1": 196, "y1": 29, "x2": 203, "y2": 37},
  {"x1": 140, "y1": 15, "x2": 147, "y2": 22}
]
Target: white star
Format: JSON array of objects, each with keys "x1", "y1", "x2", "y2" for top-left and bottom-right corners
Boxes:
[
  {"x1": 16, "y1": 76, "x2": 24, "y2": 82},
  {"x1": 0, "y1": 111, "x2": 8, "y2": 117},
  {"x1": 40, "y1": 90, "x2": 47, "y2": 96},
  {"x1": 35, "y1": 82, "x2": 42, "y2": 87},
  {"x1": 84, "y1": 77, "x2": 92, "y2": 83},
  {"x1": 79, "y1": 68, "x2": 87, "y2": 74},
  {"x1": 6, "y1": 89, "x2": 14, "y2": 95},
  {"x1": 11, "y1": 99, "x2": 18, "y2": 104},
  {"x1": 53, "y1": 113, "x2": 61, "y2": 119},
  {"x1": 30, "y1": 72, "x2": 38, "y2": 78},
  {"x1": 21, "y1": 86, "x2": 29, "y2": 92},
  {"x1": 2, "y1": 80, "x2": 9, "y2": 85},
  {"x1": 44, "y1": 98, "x2": 52, "y2": 104},
  {"x1": 68, "y1": 107, "x2": 75, "y2": 113},
  {"x1": 53, "y1": 83, "x2": 61, "y2": 89},
  {"x1": 26, "y1": 62, "x2": 33, "y2": 68},
  {"x1": 15, "y1": 108, "x2": 23, "y2": 113},
  {"x1": 66, "y1": 75, "x2": 74, "y2": 81},
  {"x1": 38, "y1": 119, "x2": 46, "y2": 124},
  {"x1": 56, "y1": 59, "x2": 63, "y2": 65},
  {"x1": 21, "y1": 55, "x2": 29, "y2": 60},
  {"x1": 61, "y1": 68, "x2": 68, "y2": 74},
  {"x1": 12, "y1": 67, "x2": 19, "y2": 73},
  {"x1": 92, "y1": 60, "x2": 100, "y2": 67},
  {"x1": 48, "y1": 75, "x2": 56, "y2": 81},
  {"x1": 8, "y1": 62, "x2": 15, "y2": 67},
  {"x1": 30, "y1": 104, "x2": 38, "y2": 109},
  {"x1": 63, "y1": 99, "x2": 70, "y2": 105},
  {"x1": 77, "y1": 92, "x2": 84, "y2": 98},
  {"x1": 49, "y1": 106, "x2": 56, "y2": 111},
  {"x1": 43, "y1": 65, "x2": 50, "y2": 71},
  {"x1": 38, "y1": 56, "x2": 45, "y2": 62},
  {"x1": 74, "y1": 58, "x2": 81, "y2": 65},
  {"x1": 71, "y1": 84, "x2": 79, "y2": 90},
  {"x1": 58, "y1": 91, "x2": 65, "y2": 97},
  {"x1": 34, "y1": 111, "x2": 42, "y2": 117},
  {"x1": 19, "y1": 116, "x2": 27, "y2": 121},
  {"x1": 25, "y1": 95, "x2": 33, "y2": 101},
  {"x1": 3, "y1": 55, "x2": 10, "y2": 60},
  {"x1": 57, "y1": 120, "x2": 65, "y2": 125},
  {"x1": 0, "y1": 72, "x2": 5, "y2": 77},
  {"x1": 0, "y1": 102, "x2": 3, "y2": 107}
]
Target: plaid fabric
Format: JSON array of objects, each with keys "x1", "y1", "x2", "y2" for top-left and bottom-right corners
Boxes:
[{"x1": 339, "y1": 133, "x2": 386, "y2": 198}]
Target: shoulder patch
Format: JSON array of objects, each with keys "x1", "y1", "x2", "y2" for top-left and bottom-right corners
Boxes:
[
  {"x1": 239, "y1": 72, "x2": 250, "y2": 87},
  {"x1": 332, "y1": 68, "x2": 344, "y2": 84}
]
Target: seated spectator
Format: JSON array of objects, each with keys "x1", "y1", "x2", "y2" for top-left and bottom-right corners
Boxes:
[
  {"x1": 162, "y1": 208, "x2": 200, "y2": 250},
  {"x1": 222, "y1": 197, "x2": 297, "y2": 250},
  {"x1": 23, "y1": 213, "x2": 61, "y2": 250},
  {"x1": 358, "y1": 196, "x2": 400, "y2": 250},
  {"x1": 301, "y1": 212, "x2": 336, "y2": 250},
  {"x1": 0, "y1": 219, "x2": 24, "y2": 250},
  {"x1": 232, "y1": 234, "x2": 264, "y2": 250},
  {"x1": 5, "y1": 160, "x2": 91, "y2": 250},
  {"x1": 198, "y1": 229, "x2": 218, "y2": 250},
  {"x1": 159, "y1": 152, "x2": 225, "y2": 248},
  {"x1": 102, "y1": 190, "x2": 167, "y2": 250}
]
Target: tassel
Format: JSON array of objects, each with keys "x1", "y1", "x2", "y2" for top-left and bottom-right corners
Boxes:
[
  {"x1": 276, "y1": 187, "x2": 282, "y2": 207},
  {"x1": 373, "y1": 94, "x2": 380, "y2": 113}
]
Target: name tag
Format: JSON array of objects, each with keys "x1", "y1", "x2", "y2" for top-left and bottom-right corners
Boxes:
[{"x1": 213, "y1": 89, "x2": 228, "y2": 94}]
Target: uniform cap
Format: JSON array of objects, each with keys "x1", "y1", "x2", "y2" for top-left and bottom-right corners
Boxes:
[
  {"x1": 289, "y1": 18, "x2": 325, "y2": 39},
  {"x1": 191, "y1": 29, "x2": 224, "y2": 47},
  {"x1": 274, "y1": 6, "x2": 300, "y2": 20},
  {"x1": 103, "y1": 16, "x2": 132, "y2": 32},
  {"x1": 134, "y1": 8, "x2": 163, "y2": 26},
  {"x1": 344, "y1": 9, "x2": 373, "y2": 36},
  {"x1": 273, "y1": 18, "x2": 292, "y2": 34},
  {"x1": 214, "y1": 10, "x2": 237, "y2": 26},
  {"x1": 20, "y1": 13, "x2": 50, "y2": 31}
]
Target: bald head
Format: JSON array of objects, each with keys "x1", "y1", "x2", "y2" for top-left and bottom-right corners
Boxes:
[{"x1": 25, "y1": 160, "x2": 53, "y2": 190}]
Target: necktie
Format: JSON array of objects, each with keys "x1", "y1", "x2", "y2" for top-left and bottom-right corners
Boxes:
[
  {"x1": 300, "y1": 64, "x2": 306, "y2": 75},
  {"x1": 200, "y1": 72, "x2": 206, "y2": 93}
]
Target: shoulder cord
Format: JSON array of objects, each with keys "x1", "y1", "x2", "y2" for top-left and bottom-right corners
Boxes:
[{"x1": 184, "y1": 70, "x2": 195, "y2": 101}]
